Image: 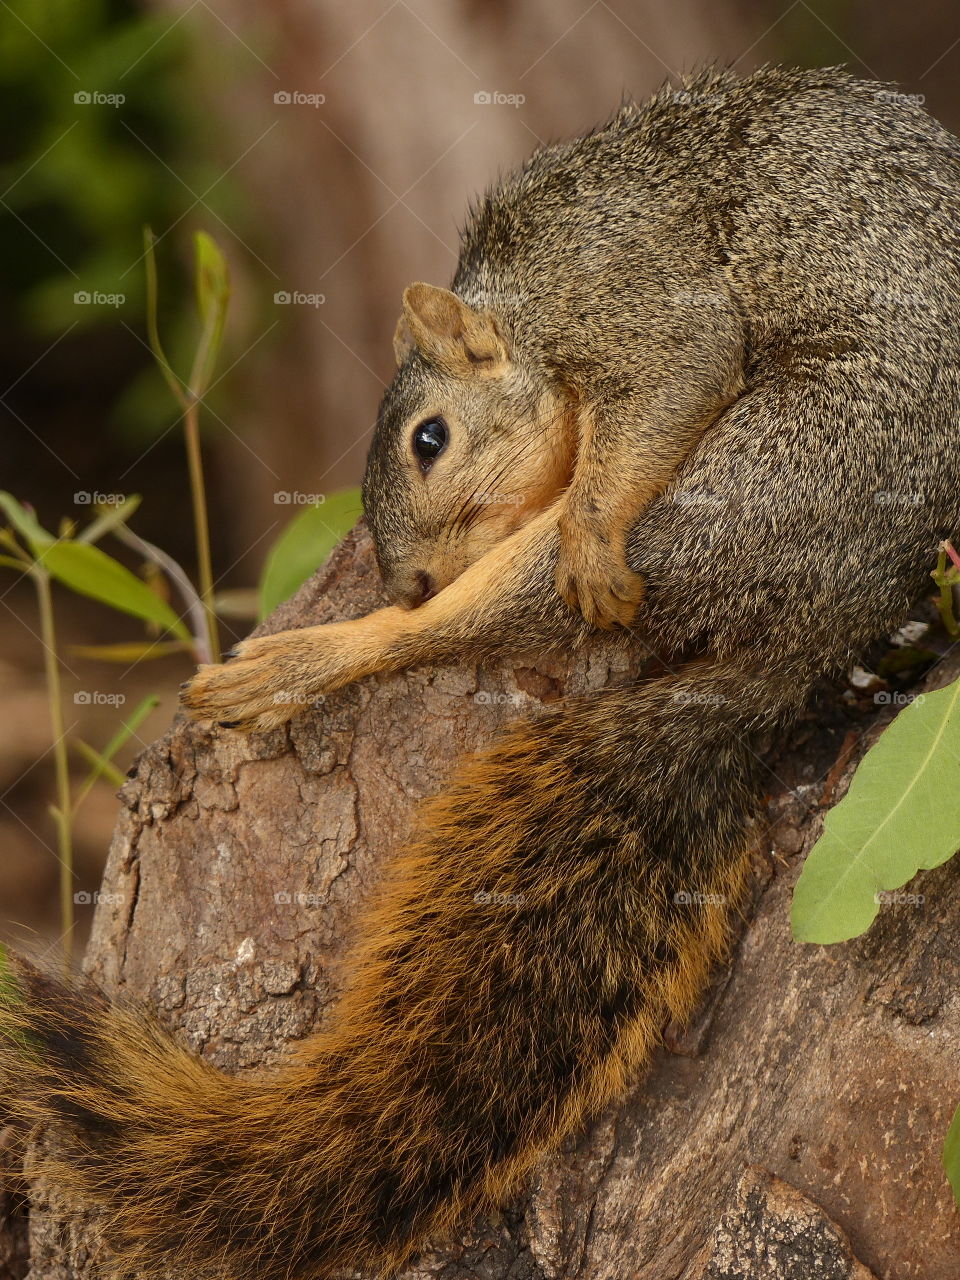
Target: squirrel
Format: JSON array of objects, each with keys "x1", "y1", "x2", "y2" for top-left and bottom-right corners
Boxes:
[{"x1": 4, "y1": 64, "x2": 960, "y2": 1280}]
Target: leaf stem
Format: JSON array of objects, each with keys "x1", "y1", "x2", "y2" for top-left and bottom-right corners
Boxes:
[
  {"x1": 183, "y1": 397, "x2": 220, "y2": 663},
  {"x1": 33, "y1": 567, "x2": 74, "y2": 969},
  {"x1": 112, "y1": 523, "x2": 211, "y2": 663}
]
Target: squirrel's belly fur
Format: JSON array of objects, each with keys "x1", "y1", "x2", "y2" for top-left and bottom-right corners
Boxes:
[{"x1": 6, "y1": 63, "x2": 960, "y2": 1279}]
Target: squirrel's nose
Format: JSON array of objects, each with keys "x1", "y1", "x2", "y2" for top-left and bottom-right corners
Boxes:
[{"x1": 395, "y1": 570, "x2": 436, "y2": 609}]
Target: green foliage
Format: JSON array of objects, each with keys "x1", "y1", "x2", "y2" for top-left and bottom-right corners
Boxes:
[
  {"x1": 72, "y1": 694, "x2": 160, "y2": 804},
  {"x1": 145, "y1": 229, "x2": 232, "y2": 661},
  {"x1": 1, "y1": 229, "x2": 365, "y2": 960},
  {"x1": 0, "y1": 0, "x2": 189, "y2": 336},
  {"x1": 792, "y1": 679, "x2": 960, "y2": 943},
  {"x1": 945, "y1": 1104, "x2": 960, "y2": 1208},
  {"x1": 0, "y1": 492, "x2": 188, "y2": 639},
  {"x1": 191, "y1": 230, "x2": 230, "y2": 394},
  {"x1": 0, "y1": 488, "x2": 193, "y2": 963},
  {"x1": 792, "y1": 538, "x2": 960, "y2": 1197},
  {"x1": 932, "y1": 542, "x2": 960, "y2": 637},
  {"x1": 258, "y1": 489, "x2": 363, "y2": 619},
  {"x1": 39, "y1": 540, "x2": 189, "y2": 639}
]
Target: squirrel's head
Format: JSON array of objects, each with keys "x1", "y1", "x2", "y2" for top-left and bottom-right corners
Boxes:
[{"x1": 362, "y1": 283, "x2": 575, "y2": 607}]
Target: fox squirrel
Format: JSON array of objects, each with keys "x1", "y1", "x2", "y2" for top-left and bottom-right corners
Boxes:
[{"x1": 4, "y1": 64, "x2": 960, "y2": 1280}]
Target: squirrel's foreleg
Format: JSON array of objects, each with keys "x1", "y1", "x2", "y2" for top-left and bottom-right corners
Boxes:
[
  {"x1": 182, "y1": 501, "x2": 586, "y2": 732},
  {"x1": 556, "y1": 306, "x2": 745, "y2": 629}
]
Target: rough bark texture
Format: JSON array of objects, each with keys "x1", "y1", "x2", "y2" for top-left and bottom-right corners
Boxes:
[{"x1": 8, "y1": 524, "x2": 960, "y2": 1279}]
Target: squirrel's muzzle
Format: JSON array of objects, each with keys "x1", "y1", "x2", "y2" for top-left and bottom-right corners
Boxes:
[{"x1": 390, "y1": 569, "x2": 437, "y2": 609}]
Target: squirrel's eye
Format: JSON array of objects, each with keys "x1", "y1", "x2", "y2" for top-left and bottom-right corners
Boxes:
[{"x1": 412, "y1": 417, "x2": 448, "y2": 469}]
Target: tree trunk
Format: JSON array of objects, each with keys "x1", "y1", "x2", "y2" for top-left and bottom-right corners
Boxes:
[{"x1": 8, "y1": 523, "x2": 960, "y2": 1279}]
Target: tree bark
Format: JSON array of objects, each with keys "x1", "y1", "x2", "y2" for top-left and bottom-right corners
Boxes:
[{"x1": 10, "y1": 523, "x2": 960, "y2": 1279}]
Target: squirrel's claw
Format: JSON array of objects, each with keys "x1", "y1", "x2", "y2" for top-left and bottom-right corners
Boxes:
[
  {"x1": 556, "y1": 537, "x2": 645, "y2": 629},
  {"x1": 181, "y1": 634, "x2": 324, "y2": 733}
]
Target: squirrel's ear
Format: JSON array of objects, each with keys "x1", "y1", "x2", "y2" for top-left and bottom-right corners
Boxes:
[
  {"x1": 398, "y1": 282, "x2": 510, "y2": 375},
  {"x1": 393, "y1": 313, "x2": 416, "y2": 366}
]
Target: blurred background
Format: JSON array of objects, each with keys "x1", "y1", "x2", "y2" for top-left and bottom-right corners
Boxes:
[{"x1": 2, "y1": 0, "x2": 959, "y2": 955}]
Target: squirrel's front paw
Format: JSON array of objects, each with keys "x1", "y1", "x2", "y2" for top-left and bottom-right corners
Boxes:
[
  {"x1": 181, "y1": 631, "x2": 332, "y2": 733},
  {"x1": 555, "y1": 527, "x2": 644, "y2": 629}
]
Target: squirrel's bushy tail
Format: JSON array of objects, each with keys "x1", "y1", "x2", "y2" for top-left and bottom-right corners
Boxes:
[{"x1": 0, "y1": 661, "x2": 808, "y2": 1279}]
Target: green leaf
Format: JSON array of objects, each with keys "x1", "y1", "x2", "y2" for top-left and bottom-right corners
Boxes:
[
  {"x1": 190, "y1": 231, "x2": 230, "y2": 394},
  {"x1": 77, "y1": 495, "x2": 142, "y2": 544},
  {"x1": 98, "y1": 693, "x2": 161, "y2": 762},
  {"x1": 72, "y1": 739, "x2": 126, "y2": 791},
  {"x1": 194, "y1": 231, "x2": 229, "y2": 333},
  {"x1": 792, "y1": 678, "x2": 960, "y2": 944},
  {"x1": 875, "y1": 647, "x2": 938, "y2": 678},
  {"x1": 70, "y1": 640, "x2": 192, "y2": 662},
  {"x1": 258, "y1": 488, "x2": 362, "y2": 620},
  {"x1": 73, "y1": 694, "x2": 161, "y2": 810},
  {"x1": 931, "y1": 546, "x2": 960, "y2": 638},
  {"x1": 945, "y1": 1103, "x2": 960, "y2": 1207},
  {"x1": 0, "y1": 492, "x2": 54, "y2": 553},
  {"x1": 37, "y1": 541, "x2": 190, "y2": 640},
  {"x1": 143, "y1": 226, "x2": 188, "y2": 409}
]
